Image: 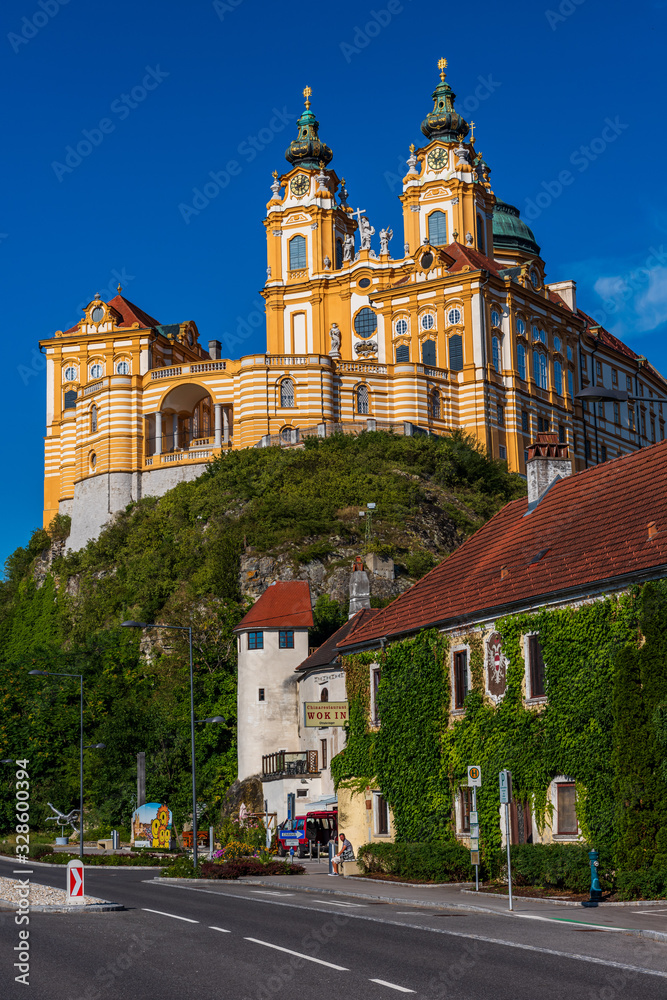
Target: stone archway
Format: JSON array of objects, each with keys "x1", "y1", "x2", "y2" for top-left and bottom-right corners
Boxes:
[{"x1": 145, "y1": 382, "x2": 231, "y2": 457}]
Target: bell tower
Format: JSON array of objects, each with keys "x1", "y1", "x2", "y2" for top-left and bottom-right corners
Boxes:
[
  {"x1": 401, "y1": 58, "x2": 495, "y2": 257},
  {"x1": 263, "y1": 88, "x2": 356, "y2": 357}
]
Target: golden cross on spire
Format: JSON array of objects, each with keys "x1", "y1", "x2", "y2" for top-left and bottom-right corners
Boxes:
[
  {"x1": 272, "y1": 170, "x2": 278, "y2": 180},
  {"x1": 438, "y1": 57, "x2": 447, "y2": 80},
  {"x1": 469, "y1": 121, "x2": 476, "y2": 144},
  {"x1": 303, "y1": 85, "x2": 312, "y2": 109},
  {"x1": 409, "y1": 143, "x2": 415, "y2": 153}
]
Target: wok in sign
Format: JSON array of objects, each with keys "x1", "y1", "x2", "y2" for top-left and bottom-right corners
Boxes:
[{"x1": 304, "y1": 702, "x2": 348, "y2": 727}]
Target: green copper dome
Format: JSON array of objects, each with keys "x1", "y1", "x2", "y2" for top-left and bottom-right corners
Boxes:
[
  {"x1": 493, "y1": 200, "x2": 541, "y2": 256},
  {"x1": 420, "y1": 59, "x2": 469, "y2": 143},
  {"x1": 285, "y1": 87, "x2": 333, "y2": 170}
]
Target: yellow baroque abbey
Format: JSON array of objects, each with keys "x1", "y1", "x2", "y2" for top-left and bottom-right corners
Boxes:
[{"x1": 41, "y1": 62, "x2": 667, "y2": 550}]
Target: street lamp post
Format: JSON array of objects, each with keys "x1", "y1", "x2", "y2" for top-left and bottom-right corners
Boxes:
[
  {"x1": 28, "y1": 669, "x2": 84, "y2": 862},
  {"x1": 121, "y1": 621, "x2": 225, "y2": 869}
]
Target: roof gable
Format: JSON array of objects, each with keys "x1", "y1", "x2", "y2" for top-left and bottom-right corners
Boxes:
[{"x1": 339, "y1": 441, "x2": 667, "y2": 649}]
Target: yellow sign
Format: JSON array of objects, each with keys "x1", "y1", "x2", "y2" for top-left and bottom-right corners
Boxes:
[{"x1": 304, "y1": 702, "x2": 348, "y2": 727}]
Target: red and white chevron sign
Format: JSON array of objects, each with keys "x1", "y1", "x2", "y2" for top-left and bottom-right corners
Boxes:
[{"x1": 66, "y1": 860, "x2": 84, "y2": 903}]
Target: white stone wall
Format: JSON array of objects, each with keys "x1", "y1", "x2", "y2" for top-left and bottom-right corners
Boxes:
[
  {"x1": 65, "y1": 462, "x2": 209, "y2": 552},
  {"x1": 297, "y1": 667, "x2": 347, "y2": 802},
  {"x1": 236, "y1": 628, "x2": 308, "y2": 781}
]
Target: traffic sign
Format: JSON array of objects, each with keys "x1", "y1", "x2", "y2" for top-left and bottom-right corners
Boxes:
[
  {"x1": 467, "y1": 765, "x2": 482, "y2": 787},
  {"x1": 499, "y1": 769, "x2": 513, "y2": 804},
  {"x1": 66, "y1": 859, "x2": 84, "y2": 904}
]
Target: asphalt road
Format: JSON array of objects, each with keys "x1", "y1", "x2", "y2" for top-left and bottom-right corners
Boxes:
[{"x1": 1, "y1": 859, "x2": 666, "y2": 999}]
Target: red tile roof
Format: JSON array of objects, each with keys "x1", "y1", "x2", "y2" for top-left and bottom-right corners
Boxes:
[
  {"x1": 295, "y1": 609, "x2": 380, "y2": 672},
  {"x1": 338, "y1": 441, "x2": 667, "y2": 650},
  {"x1": 236, "y1": 581, "x2": 313, "y2": 631},
  {"x1": 444, "y1": 241, "x2": 504, "y2": 276},
  {"x1": 62, "y1": 294, "x2": 160, "y2": 335}
]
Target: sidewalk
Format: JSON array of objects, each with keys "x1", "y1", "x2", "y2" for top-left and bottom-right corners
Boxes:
[{"x1": 230, "y1": 861, "x2": 667, "y2": 942}]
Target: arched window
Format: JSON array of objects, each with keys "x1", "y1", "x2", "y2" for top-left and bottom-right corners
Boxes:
[
  {"x1": 422, "y1": 340, "x2": 436, "y2": 366},
  {"x1": 90, "y1": 363, "x2": 103, "y2": 379},
  {"x1": 491, "y1": 309, "x2": 501, "y2": 328},
  {"x1": 280, "y1": 378, "x2": 295, "y2": 408},
  {"x1": 449, "y1": 334, "x2": 463, "y2": 371},
  {"x1": 554, "y1": 360, "x2": 563, "y2": 396},
  {"x1": 289, "y1": 234, "x2": 307, "y2": 270},
  {"x1": 90, "y1": 405, "x2": 98, "y2": 434},
  {"x1": 447, "y1": 307, "x2": 462, "y2": 326},
  {"x1": 476, "y1": 215, "x2": 485, "y2": 253},
  {"x1": 421, "y1": 313, "x2": 435, "y2": 331},
  {"x1": 517, "y1": 318, "x2": 526, "y2": 336},
  {"x1": 517, "y1": 342, "x2": 527, "y2": 381},
  {"x1": 430, "y1": 390, "x2": 441, "y2": 420},
  {"x1": 492, "y1": 336, "x2": 501, "y2": 373},
  {"x1": 63, "y1": 366, "x2": 77, "y2": 383},
  {"x1": 335, "y1": 239, "x2": 343, "y2": 269},
  {"x1": 320, "y1": 687, "x2": 329, "y2": 703},
  {"x1": 354, "y1": 307, "x2": 377, "y2": 338},
  {"x1": 116, "y1": 360, "x2": 130, "y2": 375},
  {"x1": 428, "y1": 210, "x2": 448, "y2": 246},
  {"x1": 396, "y1": 344, "x2": 410, "y2": 363},
  {"x1": 395, "y1": 318, "x2": 408, "y2": 336},
  {"x1": 533, "y1": 350, "x2": 548, "y2": 390},
  {"x1": 356, "y1": 384, "x2": 369, "y2": 415},
  {"x1": 280, "y1": 426, "x2": 293, "y2": 442}
]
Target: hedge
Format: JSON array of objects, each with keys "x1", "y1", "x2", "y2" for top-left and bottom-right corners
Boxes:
[{"x1": 357, "y1": 841, "x2": 471, "y2": 882}]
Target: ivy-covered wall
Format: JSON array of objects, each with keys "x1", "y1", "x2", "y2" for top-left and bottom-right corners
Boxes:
[{"x1": 332, "y1": 582, "x2": 667, "y2": 884}]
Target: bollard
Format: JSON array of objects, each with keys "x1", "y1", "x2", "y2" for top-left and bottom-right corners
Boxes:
[
  {"x1": 581, "y1": 849, "x2": 602, "y2": 907},
  {"x1": 111, "y1": 830, "x2": 119, "y2": 850},
  {"x1": 328, "y1": 839, "x2": 335, "y2": 875}
]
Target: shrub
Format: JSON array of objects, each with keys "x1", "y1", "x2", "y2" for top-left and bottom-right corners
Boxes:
[
  {"x1": 161, "y1": 856, "x2": 202, "y2": 878},
  {"x1": 616, "y1": 865, "x2": 667, "y2": 900},
  {"x1": 199, "y1": 859, "x2": 306, "y2": 879},
  {"x1": 30, "y1": 844, "x2": 53, "y2": 860},
  {"x1": 357, "y1": 841, "x2": 471, "y2": 882}
]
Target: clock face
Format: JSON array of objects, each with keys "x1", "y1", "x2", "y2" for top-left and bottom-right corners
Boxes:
[
  {"x1": 291, "y1": 174, "x2": 309, "y2": 197},
  {"x1": 427, "y1": 147, "x2": 447, "y2": 171}
]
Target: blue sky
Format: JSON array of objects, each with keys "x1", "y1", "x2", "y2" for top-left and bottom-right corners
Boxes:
[{"x1": 2, "y1": 0, "x2": 666, "y2": 566}]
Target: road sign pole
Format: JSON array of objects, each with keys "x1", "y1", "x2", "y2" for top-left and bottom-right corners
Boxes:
[
  {"x1": 472, "y1": 786, "x2": 479, "y2": 891},
  {"x1": 505, "y1": 801, "x2": 513, "y2": 911}
]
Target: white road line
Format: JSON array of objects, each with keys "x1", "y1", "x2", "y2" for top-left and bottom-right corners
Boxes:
[
  {"x1": 250, "y1": 890, "x2": 294, "y2": 897},
  {"x1": 142, "y1": 908, "x2": 199, "y2": 923},
  {"x1": 244, "y1": 937, "x2": 349, "y2": 970},
  {"x1": 370, "y1": 979, "x2": 415, "y2": 993},
  {"x1": 209, "y1": 926, "x2": 231, "y2": 933},
  {"x1": 313, "y1": 899, "x2": 365, "y2": 907},
  {"x1": 148, "y1": 883, "x2": 667, "y2": 979},
  {"x1": 632, "y1": 909, "x2": 667, "y2": 915}
]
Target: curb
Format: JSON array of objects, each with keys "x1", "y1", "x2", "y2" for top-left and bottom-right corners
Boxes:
[
  {"x1": 154, "y1": 877, "x2": 667, "y2": 942},
  {"x1": 460, "y1": 889, "x2": 667, "y2": 908},
  {"x1": 0, "y1": 855, "x2": 161, "y2": 871},
  {"x1": 0, "y1": 896, "x2": 124, "y2": 913}
]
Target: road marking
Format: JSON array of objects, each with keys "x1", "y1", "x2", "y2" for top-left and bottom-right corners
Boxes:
[
  {"x1": 209, "y1": 926, "x2": 232, "y2": 933},
  {"x1": 148, "y1": 883, "x2": 667, "y2": 978},
  {"x1": 244, "y1": 937, "x2": 348, "y2": 970},
  {"x1": 250, "y1": 890, "x2": 294, "y2": 897},
  {"x1": 370, "y1": 979, "x2": 415, "y2": 993},
  {"x1": 312, "y1": 899, "x2": 365, "y2": 907},
  {"x1": 142, "y1": 908, "x2": 199, "y2": 923},
  {"x1": 632, "y1": 909, "x2": 667, "y2": 915}
]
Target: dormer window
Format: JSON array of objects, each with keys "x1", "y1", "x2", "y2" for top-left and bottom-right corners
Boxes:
[{"x1": 91, "y1": 306, "x2": 105, "y2": 324}]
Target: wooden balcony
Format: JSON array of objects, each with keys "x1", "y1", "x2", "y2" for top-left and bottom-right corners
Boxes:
[{"x1": 262, "y1": 750, "x2": 319, "y2": 780}]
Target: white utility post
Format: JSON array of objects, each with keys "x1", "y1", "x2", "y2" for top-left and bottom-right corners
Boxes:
[{"x1": 499, "y1": 769, "x2": 513, "y2": 911}]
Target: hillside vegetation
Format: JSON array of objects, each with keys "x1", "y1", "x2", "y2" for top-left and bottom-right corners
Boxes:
[{"x1": 0, "y1": 431, "x2": 524, "y2": 836}]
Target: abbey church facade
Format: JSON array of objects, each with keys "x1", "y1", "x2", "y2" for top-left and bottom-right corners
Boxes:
[{"x1": 40, "y1": 61, "x2": 667, "y2": 550}]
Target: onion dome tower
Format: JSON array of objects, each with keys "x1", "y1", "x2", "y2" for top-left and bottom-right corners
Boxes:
[
  {"x1": 420, "y1": 58, "x2": 470, "y2": 143},
  {"x1": 285, "y1": 87, "x2": 333, "y2": 170}
]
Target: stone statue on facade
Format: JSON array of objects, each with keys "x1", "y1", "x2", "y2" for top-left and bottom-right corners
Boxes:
[
  {"x1": 323, "y1": 255, "x2": 331, "y2": 270},
  {"x1": 359, "y1": 216, "x2": 375, "y2": 251},
  {"x1": 329, "y1": 322, "x2": 341, "y2": 357},
  {"x1": 343, "y1": 233, "x2": 354, "y2": 261},
  {"x1": 379, "y1": 227, "x2": 393, "y2": 255},
  {"x1": 465, "y1": 231, "x2": 473, "y2": 246}
]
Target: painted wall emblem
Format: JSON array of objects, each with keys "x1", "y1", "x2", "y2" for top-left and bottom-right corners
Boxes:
[{"x1": 486, "y1": 632, "x2": 507, "y2": 699}]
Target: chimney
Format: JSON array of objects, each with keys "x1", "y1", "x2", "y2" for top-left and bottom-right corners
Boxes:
[
  {"x1": 208, "y1": 339, "x2": 222, "y2": 360},
  {"x1": 546, "y1": 279, "x2": 576, "y2": 313},
  {"x1": 526, "y1": 433, "x2": 572, "y2": 511}
]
